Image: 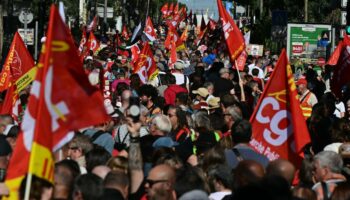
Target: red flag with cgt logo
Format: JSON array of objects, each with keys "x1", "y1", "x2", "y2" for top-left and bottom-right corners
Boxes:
[
  {"x1": 5, "y1": 5, "x2": 109, "y2": 199},
  {"x1": 249, "y1": 49, "x2": 310, "y2": 166}
]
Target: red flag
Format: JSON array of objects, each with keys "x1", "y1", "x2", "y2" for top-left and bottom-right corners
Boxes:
[
  {"x1": 161, "y1": 3, "x2": 169, "y2": 16},
  {"x1": 144, "y1": 17, "x2": 157, "y2": 41},
  {"x1": 249, "y1": 49, "x2": 310, "y2": 166},
  {"x1": 0, "y1": 32, "x2": 34, "y2": 121},
  {"x1": 209, "y1": 18, "x2": 217, "y2": 31},
  {"x1": 5, "y1": 5, "x2": 109, "y2": 198},
  {"x1": 180, "y1": 25, "x2": 189, "y2": 42},
  {"x1": 169, "y1": 3, "x2": 174, "y2": 16},
  {"x1": 78, "y1": 28, "x2": 87, "y2": 54},
  {"x1": 122, "y1": 25, "x2": 130, "y2": 41},
  {"x1": 87, "y1": 31, "x2": 100, "y2": 53},
  {"x1": 169, "y1": 41, "x2": 177, "y2": 69},
  {"x1": 174, "y1": 3, "x2": 179, "y2": 15},
  {"x1": 133, "y1": 43, "x2": 159, "y2": 84},
  {"x1": 165, "y1": 29, "x2": 182, "y2": 49},
  {"x1": 217, "y1": 0, "x2": 245, "y2": 61},
  {"x1": 234, "y1": 50, "x2": 247, "y2": 71},
  {"x1": 194, "y1": 28, "x2": 207, "y2": 46},
  {"x1": 0, "y1": 32, "x2": 34, "y2": 92},
  {"x1": 328, "y1": 35, "x2": 350, "y2": 97},
  {"x1": 87, "y1": 15, "x2": 98, "y2": 32},
  {"x1": 130, "y1": 44, "x2": 141, "y2": 65}
]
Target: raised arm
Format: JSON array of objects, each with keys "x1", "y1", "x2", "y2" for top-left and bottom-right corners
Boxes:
[{"x1": 127, "y1": 118, "x2": 144, "y2": 193}]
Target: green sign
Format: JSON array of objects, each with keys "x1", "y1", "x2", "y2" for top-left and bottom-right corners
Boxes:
[{"x1": 287, "y1": 23, "x2": 332, "y2": 64}]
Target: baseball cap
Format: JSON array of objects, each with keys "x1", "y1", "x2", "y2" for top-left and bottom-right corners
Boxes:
[
  {"x1": 152, "y1": 137, "x2": 179, "y2": 149},
  {"x1": 192, "y1": 88, "x2": 209, "y2": 98}
]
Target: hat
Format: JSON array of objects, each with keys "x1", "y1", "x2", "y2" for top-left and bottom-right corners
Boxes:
[
  {"x1": 207, "y1": 97, "x2": 220, "y2": 109},
  {"x1": 174, "y1": 60, "x2": 185, "y2": 70},
  {"x1": 296, "y1": 78, "x2": 307, "y2": 86},
  {"x1": 152, "y1": 137, "x2": 179, "y2": 149},
  {"x1": 192, "y1": 88, "x2": 209, "y2": 98},
  {"x1": 0, "y1": 135, "x2": 12, "y2": 156},
  {"x1": 219, "y1": 67, "x2": 230, "y2": 75}
]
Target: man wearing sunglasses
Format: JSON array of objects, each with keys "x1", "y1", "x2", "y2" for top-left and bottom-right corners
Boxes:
[{"x1": 145, "y1": 164, "x2": 176, "y2": 200}]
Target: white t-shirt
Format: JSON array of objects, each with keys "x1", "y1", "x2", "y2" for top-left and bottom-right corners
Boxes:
[
  {"x1": 334, "y1": 102, "x2": 345, "y2": 118},
  {"x1": 248, "y1": 66, "x2": 265, "y2": 79},
  {"x1": 173, "y1": 72, "x2": 190, "y2": 89},
  {"x1": 209, "y1": 191, "x2": 232, "y2": 200}
]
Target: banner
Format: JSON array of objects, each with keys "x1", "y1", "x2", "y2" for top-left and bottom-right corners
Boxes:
[{"x1": 250, "y1": 49, "x2": 310, "y2": 166}]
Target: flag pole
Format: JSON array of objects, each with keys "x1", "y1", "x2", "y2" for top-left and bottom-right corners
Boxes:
[
  {"x1": 234, "y1": 60, "x2": 241, "y2": 81},
  {"x1": 24, "y1": 172, "x2": 33, "y2": 200}
]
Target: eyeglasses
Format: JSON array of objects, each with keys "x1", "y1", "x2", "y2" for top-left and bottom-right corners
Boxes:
[{"x1": 145, "y1": 179, "x2": 168, "y2": 187}]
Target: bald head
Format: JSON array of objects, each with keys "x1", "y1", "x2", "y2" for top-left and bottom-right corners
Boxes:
[
  {"x1": 149, "y1": 164, "x2": 176, "y2": 183},
  {"x1": 234, "y1": 160, "x2": 265, "y2": 189},
  {"x1": 121, "y1": 90, "x2": 132, "y2": 101},
  {"x1": 266, "y1": 159, "x2": 296, "y2": 185},
  {"x1": 92, "y1": 165, "x2": 111, "y2": 180}
]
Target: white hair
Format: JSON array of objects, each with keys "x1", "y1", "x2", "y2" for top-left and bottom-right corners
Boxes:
[
  {"x1": 152, "y1": 114, "x2": 172, "y2": 133},
  {"x1": 314, "y1": 151, "x2": 343, "y2": 174}
]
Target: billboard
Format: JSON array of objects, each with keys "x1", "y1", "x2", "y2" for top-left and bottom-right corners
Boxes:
[{"x1": 287, "y1": 23, "x2": 332, "y2": 64}]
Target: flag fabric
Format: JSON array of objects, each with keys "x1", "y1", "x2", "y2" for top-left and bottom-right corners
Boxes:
[
  {"x1": 193, "y1": 13, "x2": 198, "y2": 27},
  {"x1": 161, "y1": 3, "x2": 169, "y2": 17},
  {"x1": 86, "y1": 15, "x2": 98, "y2": 32},
  {"x1": 87, "y1": 31, "x2": 100, "y2": 54},
  {"x1": 0, "y1": 32, "x2": 34, "y2": 121},
  {"x1": 217, "y1": 0, "x2": 245, "y2": 61},
  {"x1": 180, "y1": 25, "x2": 188, "y2": 42},
  {"x1": 144, "y1": 17, "x2": 157, "y2": 42},
  {"x1": 174, "y1": 3, "x2": 179, "y2": 15},
  {"x1": 200, "y1": 15, "x2": 206, "y2": 31},
  {"x1": 133, "y1": 42, "x2": 159, "y2": 84},
  {"x1": 169, "y1": 41, "x2": 177, "y2": 69},
  {"x1": 78, "y1": 28, "x2": 87, "y2": 54},
  {"x1": 131, "y1": 22, "x2": 142, "y2": 43},
  {"x1": 249, "y1": 49, "x2": 310, "y2": 166},
  {"x1": 194, "y1": 28, "x2": 207, "y2": 46},
  {"x1": 130, "y1": 44, "x2": 141, "y2": 65},
  {"x1": 187, "y1": 10, "x2": 193, "y2": 24},
  {"x1": 0, "y1": 32, "x2": 34, "y2": 92},
  {"x1": 164, "y1": 29, "x2": 181, "y2": 50},
  {"x1": 209, "y1": 18, "x2": 217, "y2": 31},
  {"x1": 328, "y1": 34, "x2": 350, "y2": 97},
  {"x1": 169, "y1": 3, "x2": 174, "y2": 16},
  {"x1": 122, "y1": 25, "x2": 130, "y2": 41},
  {"x1": 234, "y1": 50, "x2": 247, "y2": 71},
  {"x1": 5, "y1": 5, "x2": 109, "y2": 199}
]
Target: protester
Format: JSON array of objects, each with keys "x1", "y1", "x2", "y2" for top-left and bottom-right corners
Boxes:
[{"x1": 3, "y1": 1, "x2": 350, "y2": 199}]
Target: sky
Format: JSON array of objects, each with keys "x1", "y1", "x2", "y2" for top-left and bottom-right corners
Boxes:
[{"x1": 178, "y1": 0, "x2": 219, "y2": 20}]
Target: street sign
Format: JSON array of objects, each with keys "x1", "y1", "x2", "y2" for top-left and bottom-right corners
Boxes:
[
  {"x1": 97, "y1": 7, "x2": 114, "y2": 18},
  {"x1": 342, "y1": 0, "x2": 348, "y2": 8},
  {"x1": 18, "y1": 28, "x2": 34, "y2": 45},
  {"x1": 18, "y1": 10, "x2": 33, "y2": 24},
  {"x1": 342, "y1": 11, "x2": 347, "y2": 26}
]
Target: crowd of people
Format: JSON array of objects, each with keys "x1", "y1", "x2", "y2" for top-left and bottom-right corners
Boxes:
[{"x1": 1, "y1": 3, "x2": 350, "y2": 200}]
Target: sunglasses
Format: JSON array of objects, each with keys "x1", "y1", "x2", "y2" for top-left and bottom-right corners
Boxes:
[{"x1": 145, "y1": 179, "x2": 168, "y2": 187}]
